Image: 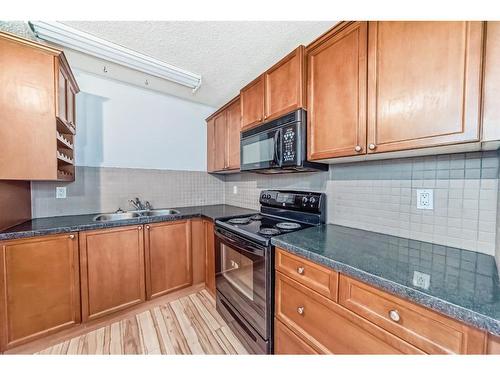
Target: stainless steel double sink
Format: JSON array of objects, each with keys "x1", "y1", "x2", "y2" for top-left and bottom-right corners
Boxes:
[{"x1": 93, "y1": 209, "x2": 180, "y2": 222}]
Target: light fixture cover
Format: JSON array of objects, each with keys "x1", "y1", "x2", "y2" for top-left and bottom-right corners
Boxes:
[{"x1": 29, "y1": 21, "x2": 202, "y2": 92}]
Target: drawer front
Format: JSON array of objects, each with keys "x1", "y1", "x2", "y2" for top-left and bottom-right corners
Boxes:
[
  {"x1": 275, "y1": 318, "x2": 317, "y2": 354},
  {"x1": 338, "y1": 275, "x2": 486, "y2": 354},
  {"x1": 275, "y1": 272, "x2": 424, "y2": 354},
  {"x1": 276, "y1": 248, "x2": 338, "y2": 301}
]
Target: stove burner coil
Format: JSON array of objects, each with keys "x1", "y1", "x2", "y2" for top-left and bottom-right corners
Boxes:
[
  {"x1": 228, "y1": 217, "x2": 251, "y2": 225},
  {"x1": 276, "y1": 222, "x2": 302, "y2": 230},
  {"x1": 250, "y1": 214, "x2": 263, "y2": 221},
  {"x1": 258, "y1": 228, "x2": 281, "y2": 236}
]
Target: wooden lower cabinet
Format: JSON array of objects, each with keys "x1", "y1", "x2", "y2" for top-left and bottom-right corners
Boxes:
[
  {"x1": 145, "y1": 220, "x2": 192, "y2": 299},
  {"x1": 338, "y1": 275, "x2": 486, "y2": 354},
  {"x1": 0, "y1": 234, "x2": 80, "y2": 351},
  {"x1": 79, "y1": 225, "x2": 146, "y2": 321},
  {"x1": 204, "y1": 219, "x2": 216, "y2": 296},
  {"x1": 274, "y1": 318, "x2": 317, "y2": 354},
  {"x1": 275, "y1": 272, "x2": 424, "y2": 354}
]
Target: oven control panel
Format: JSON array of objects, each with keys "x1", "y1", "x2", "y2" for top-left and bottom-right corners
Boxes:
[{"x1": 259, "y1": 190, "x2": 324, "y2": 213}]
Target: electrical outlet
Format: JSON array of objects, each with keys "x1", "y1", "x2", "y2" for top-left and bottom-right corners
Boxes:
[
  {"x1": 56, "y1": 186, "x2": 66, "y2": 199},
  {"x1": 412, "y1": 271, "x2": 431, "y2": 290},
  {"x1": 416, "y1": 189, "x2": 433, "y2": 209},
  {"x1": 233, "y1": 185, "x2": 238, "y2": 194}
]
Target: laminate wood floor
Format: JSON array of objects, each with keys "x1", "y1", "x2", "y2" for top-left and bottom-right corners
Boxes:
[{"x1": 35, "y1": 290, "x2": 248, "y2": 355}]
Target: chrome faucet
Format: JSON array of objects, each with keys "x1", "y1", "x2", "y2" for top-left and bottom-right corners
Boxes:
[{"x1": 129, "y1": 197, "x2": 146, "y2": 211}]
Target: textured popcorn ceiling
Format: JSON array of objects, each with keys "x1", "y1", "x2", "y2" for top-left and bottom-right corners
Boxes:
[{"x1": 61, "y1": 21, "x2": 336, "y2": 107}]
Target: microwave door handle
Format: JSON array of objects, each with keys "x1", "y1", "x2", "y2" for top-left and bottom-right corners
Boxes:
[{"x1": 273, "y1": 129, "x2": 282, "y2": 166}]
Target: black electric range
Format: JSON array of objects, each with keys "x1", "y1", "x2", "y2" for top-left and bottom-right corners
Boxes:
[{"x1": 214, "y1": 190, "x2": 326, "y2": 354}]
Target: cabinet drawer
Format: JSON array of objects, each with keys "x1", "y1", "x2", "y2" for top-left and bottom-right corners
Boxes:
[
  {"x1": 338, "y1": 275, "x2": 486, "y2": 354},
  {"x1": 275, "y1": 272, "x2": 424, "y2": 354},
  {"x1": 275, "y1": 318, "x2": 317, "y2": 354},
  {"x1": 276, "y1": 248, "x2": 338, "y2": 301}
]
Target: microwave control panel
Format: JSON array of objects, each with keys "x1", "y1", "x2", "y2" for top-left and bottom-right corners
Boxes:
[{"x1": 282, "y1": 126, "x2": 297, "y2": 164}]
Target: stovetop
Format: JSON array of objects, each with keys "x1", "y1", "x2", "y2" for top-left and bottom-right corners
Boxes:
[{"x1": 216, "y1": 213, "x2": 314, "y2": 246}]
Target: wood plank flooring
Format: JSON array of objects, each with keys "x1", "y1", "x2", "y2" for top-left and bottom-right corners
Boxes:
[{"x1": 35, "y1": 290, "x2": 248, "y2": 355}]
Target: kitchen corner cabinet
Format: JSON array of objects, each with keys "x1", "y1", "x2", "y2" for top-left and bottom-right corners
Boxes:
[
  {"x1": 206, "y1": 96, "x2": 241, "y2": 173},
  {"x1": 79, "y1": 226, "x2": 146, "y2": 321},
  {"x1": 0, "y1": 234, "x2": 80, "y2": 351},
  {"x1": 145, "y1": 220, "x2": 192, "y2": 299},
  {"x1": 241, "y1": 46, "x2": 306, "y2": 131},
  {"x1": 0, "y1": 32, "x2": 79, "y2": 181},
  {"x1": 204, "y1": 219, "x2": 216, "y2": 296},
  {"x1": 482, "y1": 21, "x2": 500, "y2": 142},
  {"x1": 366, "y1": 21, "x2": 482, "y2": 153},
  {"x1": 307, "y1": 21, "x2": 368, "y2": 160}
]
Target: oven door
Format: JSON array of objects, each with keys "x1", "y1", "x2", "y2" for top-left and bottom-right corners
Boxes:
[
  {"x1": 215, "y1": 228, "x2": 269, "y2": 340},
  {"x1": 240, "y1": 127, "x2": 282, "y2": 171}
]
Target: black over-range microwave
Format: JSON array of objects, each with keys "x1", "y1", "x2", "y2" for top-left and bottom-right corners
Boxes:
[{"x1": 240, "y1": 109, "x2": 328, "y2": 174}]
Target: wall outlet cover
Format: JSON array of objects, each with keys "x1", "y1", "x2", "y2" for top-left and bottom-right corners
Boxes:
[
  {"x1": 416, "y1": 189, "x2": 433, "y2": 209},
  {"x1": 56, "y1": 186, "x2": 66, "y2": 199},
  {"x1": 412, "y1": 271, "x2": 431, "y2": 290},
  {"x1": 233, "y1": 185, "x2": 238, "y2": 194}
]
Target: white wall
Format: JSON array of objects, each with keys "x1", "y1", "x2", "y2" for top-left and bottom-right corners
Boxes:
[{"x1": 74, "y1": 71, "x2": 214, "y2": 171}]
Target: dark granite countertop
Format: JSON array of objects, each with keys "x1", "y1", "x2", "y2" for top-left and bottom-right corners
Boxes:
[
  {"x1": 0, "y1": 204, "x2": 256, "y2": 241},
  {"x1": 271, "y1": 224, "x2": 500, "y2": 336}
]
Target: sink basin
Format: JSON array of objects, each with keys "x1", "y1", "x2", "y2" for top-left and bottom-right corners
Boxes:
[
  {"x1": 93, "y1": 212, "x2": 142, "y2": 222},
  {"x1": 141, "y1": 209, "x2": 180, "y2": 217}
]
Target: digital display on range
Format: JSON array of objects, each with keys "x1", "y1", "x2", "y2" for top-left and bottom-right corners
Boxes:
[{"x1": 276, "y1": 193, "x2": 294, "y2": 204}]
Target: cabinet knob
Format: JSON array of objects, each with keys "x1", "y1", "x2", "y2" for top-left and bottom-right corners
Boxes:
[
  {"x1": 297, "y1": 306, "x2": 305, "y2": 315},
  {"x1": 389, "y1": 309, "x2": 400, "y2": 322},
  {"x1": 355, "y1": 145, "x2": 362, "y2": 152},
  {"x1": 368, "y1": 143, "x2": 376, "y2": 151},
  {"x1": 146, "y1": 225, "x2": 150, "y2": 230},
  {"x1": 68, "y1": 234, "x2": 75, "y2": 239},
  {"x1": 138, "y1": 226, "x2": 142, "y2": 230},
  {"x1": 297, "y1": 266, "x2": 305, "y2": 275}
]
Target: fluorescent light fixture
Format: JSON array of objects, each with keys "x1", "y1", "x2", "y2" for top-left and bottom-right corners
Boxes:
[{"x1": 29, "y1": 21, "x2": 202, "y2": 92}]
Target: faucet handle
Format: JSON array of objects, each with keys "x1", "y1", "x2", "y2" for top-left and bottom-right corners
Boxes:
[{"x1": 145, "y1": 201, "x2": 152, "y2": 210}]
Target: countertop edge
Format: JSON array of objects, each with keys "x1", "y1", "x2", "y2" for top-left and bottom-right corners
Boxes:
[{"x1": 272, "y1": 237, "x2": 500, "y2": 337}]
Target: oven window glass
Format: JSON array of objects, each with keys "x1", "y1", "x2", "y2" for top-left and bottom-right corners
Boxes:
[
  {"x1": 241, "y1": 133, "x2": 275, "y2": 165},
  {"x1": 221, "y1": 244, "x2": 254, "y2": 301}
]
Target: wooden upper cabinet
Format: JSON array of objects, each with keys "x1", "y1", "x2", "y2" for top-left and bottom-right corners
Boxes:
[
  {"x1": 206, "y1": 96, "x2": 241, "y2": 173},
  {"x1": 206, "y1": 118, "x2": 216, "y2": 172},
  {"x1": 482, "y1": 21, "x2": 500, "y2": 142},
  {"x1": 0, "y1": 234, "x2": 80, "y2": 351},
  {"x1": 0, "y1": 32, "x2": 79, "y2": 181},
  {"x1": 79, "y1": 226, "x2": 146, "y2": 321},
  {"x1": 241, "y1": 75, "x2": 265, "y2": 130},
  {"x1": 367, "y1": 21, "x2": 483, "y2": 153},
  {"x1": 213, "y1": 111, "x2": 227, "y2": 171},
  {"x1": 307, "y1": 22, "x2": 368, "y2": 160},
  {"x1": 226, "y1": 98, "x2": 241, "y2": 170},
  {"x1": 145, "y1": 220, "x2": 192, "y2": 300},
  {"x1": 264, "y1": 46, "x2": 306, "y2": 122}
]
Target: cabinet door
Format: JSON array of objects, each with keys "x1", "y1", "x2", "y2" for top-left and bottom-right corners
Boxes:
[
  {"x1": 204, "y1": 220, "x2": 216, "y2": 297},
  {"x1": 367, "y1": 21, "x2": 483, "y2": 153},
  {"x1": 307, "y1": 22, "x2": 368, "y2": 160},
  {"x1": 482, "y1": 21, "x2": 500, "y2": 142},
  {"x1": 66, "y1": 83, "x2": 76, "y2": 127},
  {"x1": 79, "y1": 226, "x2": 145, "y2": 321},
  {"x1": 241, "y1": 75, "x2": 265, "y2": 130},
  {"x1": 226, "y1": 98, "x2": 241, "y2": 170},
  {"x1": 145, "y1": 220, "x2": 192, "y2": 299},
  {"x1": 214, "y1": 111, "x2": 227, "y2": 171},
  {"x1": 57, "y1": 67, "x2": 68, "y2": 124},
  {"x1": 206, "y1": 118, "x2": 216, "y2": 172},
  {"x1": 264, "y1": 46, "x2": 305, "y2": 122},
  {"x1": 0, "y1": 234, "x2": 80, "y2": 351}
]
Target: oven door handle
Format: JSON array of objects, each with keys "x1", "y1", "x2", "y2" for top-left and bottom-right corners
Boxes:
[{"x1": 214, "y1": 230, "x2": 265, "y2": 257}]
